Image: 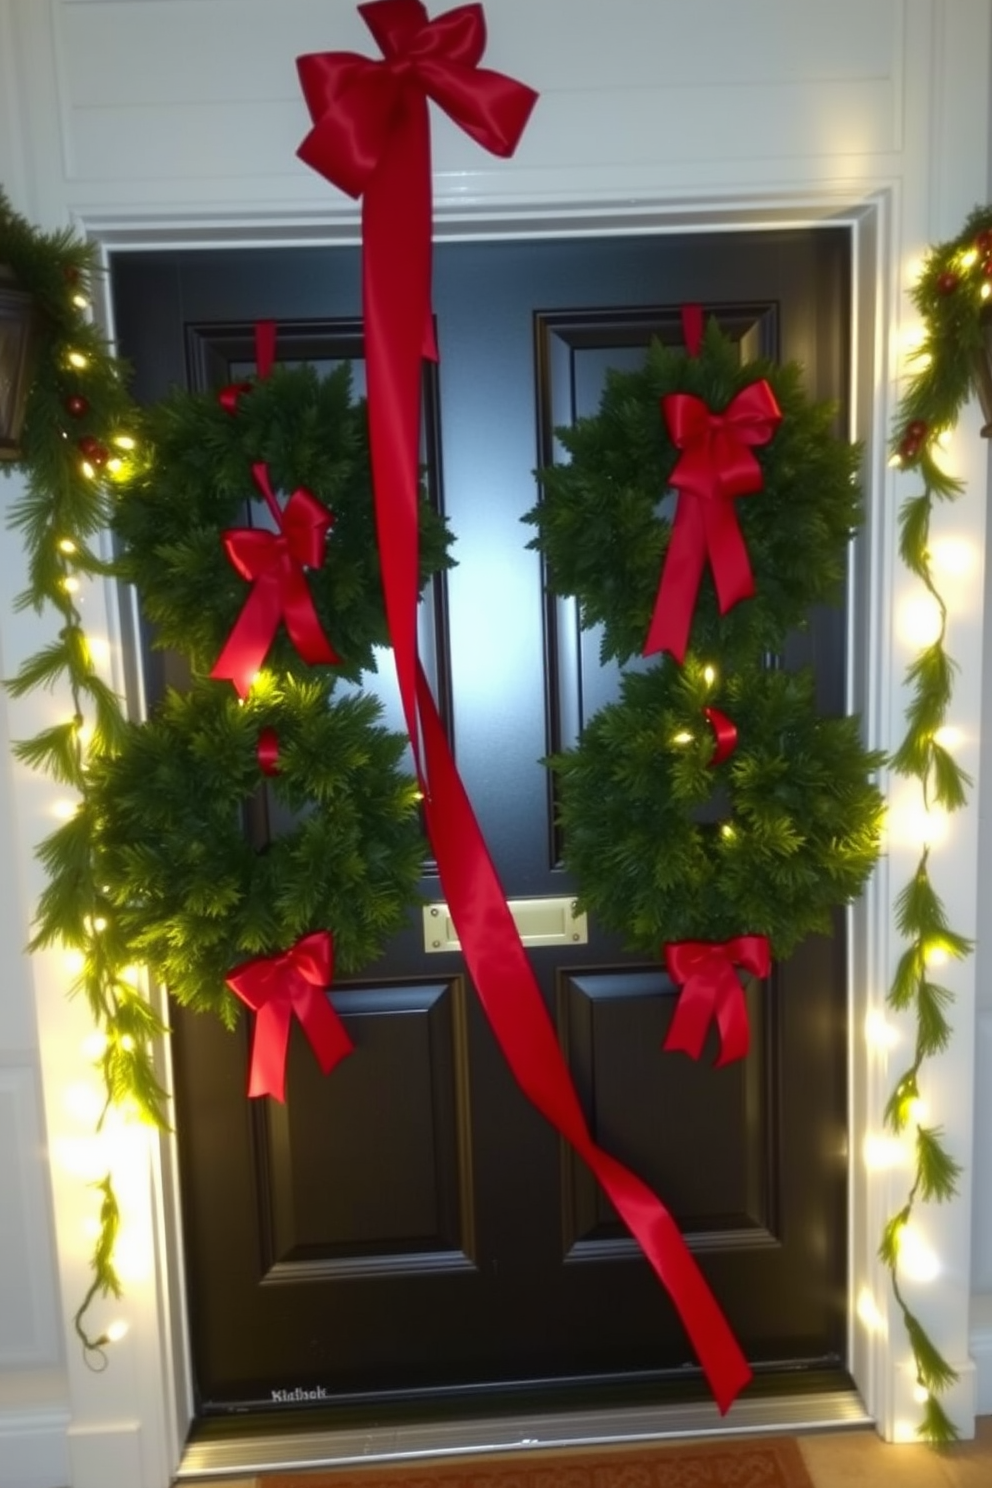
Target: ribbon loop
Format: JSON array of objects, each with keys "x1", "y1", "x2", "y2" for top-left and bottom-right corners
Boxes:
[
  {"x1": 663, "y1": 936, "x2": 771, "y2": 1067},
  {"x1": 644, "y1": 381, "x2": 782, "y2": 662},
  {"x1": 226, "y1": 931, "x2": 353, "y2": 1101},
  {"x1": 210, "y1": 463, "x2": 340, "y2": 697}
]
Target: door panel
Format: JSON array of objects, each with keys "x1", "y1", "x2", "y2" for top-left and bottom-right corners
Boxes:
[{"x1": 111, "y1": 229, "x2": 851, "y2": 1415}]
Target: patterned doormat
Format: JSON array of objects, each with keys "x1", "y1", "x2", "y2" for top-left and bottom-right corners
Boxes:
[{"x1": 263, "y1": 1437, "x2": 814, "y2": 1488}]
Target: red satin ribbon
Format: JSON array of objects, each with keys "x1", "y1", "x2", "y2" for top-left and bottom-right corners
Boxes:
[
  {"x1": 296, "y1": 0, "x2": 749, "y2": 1413},
  {"x1": 703, "y1": 706, "x2": 737, "y2": 768},
  {"x1": 226, "y1": 931, "x2": 353, "y2": 1101},
  {"x1": 663, "y1": 937, "x2": 770, "y2": 1068},
  {"x1": 219, "y1": 319, "x2": 277, "y2": 414},
  {"x1": 211, "y1": 462, "x2": 340, "y2": 697},
  {"x1": 257, "y1": 726, "x2": 281, "y2": 776},
  {"x1": 644, "y1": 382, "x2": 782, "y2": 663}
]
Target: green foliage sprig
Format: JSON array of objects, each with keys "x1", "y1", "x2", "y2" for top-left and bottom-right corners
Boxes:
[
  {"x1": 1, "y1": 188, "x2": 164, "y2": 1362},
  {"x1": 879, "y1": 205, "x2": 992, "y2": 1444}
]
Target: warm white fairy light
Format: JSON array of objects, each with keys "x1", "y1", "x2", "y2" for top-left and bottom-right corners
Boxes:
[
  {"x1": 104, "y1": 1319, "x2": 129, "y2": 1344},
  {"x1": 897, "y1": 591, "x2": 943, "y2": 648},
  {"x1": 897, "y1": 1223, "x2": 940, "y2": 1283},
  {"x1": 672, "y1": 730, "x2": 693, "y2": 745},
  {"x1": 703, "y1": 664, "x2": 716, "y2": 687},
  {"x1": 865, "y1": 1008, "x2": 900, "y2": 1051},
  {"x1": 52, "y1": 798, "x2": 78, "y2": 820}
]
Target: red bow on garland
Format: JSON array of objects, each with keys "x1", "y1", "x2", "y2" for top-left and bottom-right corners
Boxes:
[
  {"x1": 644, "y1": 382, "x2": 782, "y2": 663},
  {"x1": 210, "y1": 462, "x2": 340, "y2": 698},
  {"x1": 664, "y1": 936, "x2": 771, "y2": 1067},
  {"x1": 225, "y1": 931, "x2": 353, "y2": 1102},
  {"x1": 296, "y1": 0, "x2": 751, "y2": 1415}
]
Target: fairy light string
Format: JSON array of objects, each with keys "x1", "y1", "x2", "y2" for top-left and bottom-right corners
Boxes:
[
  {"x1": 1, "y1": 189, "x2": 166, "y2": 1365},
  {"x1": 881, "y1": 203, "x2": 992, "y2": 1443}
]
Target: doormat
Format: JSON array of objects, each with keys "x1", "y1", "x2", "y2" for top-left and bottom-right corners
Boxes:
[{"x1": 262, "y1": 1437, "x2": 815, "y2": 1488}]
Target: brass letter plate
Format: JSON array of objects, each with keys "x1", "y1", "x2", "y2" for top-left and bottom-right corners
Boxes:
[{"x1": 423, "y1": 896, "x2": 588, "y2": 953}]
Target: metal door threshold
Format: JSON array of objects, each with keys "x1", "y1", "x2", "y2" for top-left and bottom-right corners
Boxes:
[{"x1": 176, "y1": 1386, "x2": 872, "y2": 1480}]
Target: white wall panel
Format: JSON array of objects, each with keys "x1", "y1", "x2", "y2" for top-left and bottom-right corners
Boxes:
[
  {"x1": 973, "y1": 1013, "x2": 992, "y2": 1293},
  {"x1": 0, "y1": 1067, "x2": 61, "y2": 1368},
  {"x1": 52, "y1": 0, "x2": 903, "y2": 195}
]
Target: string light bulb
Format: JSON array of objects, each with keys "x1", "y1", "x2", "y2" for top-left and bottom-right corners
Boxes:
[{"x1": 67, "y1": 351, "x2": 88, "y2": 370}]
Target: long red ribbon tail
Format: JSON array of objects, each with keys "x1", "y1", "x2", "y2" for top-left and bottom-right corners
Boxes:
[
  {"x1": 416, "y1": 670, "x2": 750, "y2": 1412},
  {"x1": 318, "y1": 8, "x2": 750, "y2": 1414}
]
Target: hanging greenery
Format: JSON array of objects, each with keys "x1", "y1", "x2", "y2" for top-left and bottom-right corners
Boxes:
[
  {"x1": 112, "y1": 361, "x2": 452, "y2": 684},
  {"x1": 78, "y1": 674, "x2": 425, "y2": 1024},
  {"x1": 0, "y1": 187, "x2": 162, "y2": 1362},
  {"x1": 526, "y1": 321, "x2": 862, "y2": 666},
  {"x1": 874, "y1": 204, "x2": 992, "y2": 1444},
  {"x1": 550, "y1": 655, "x2": 883, "y2": 960}
]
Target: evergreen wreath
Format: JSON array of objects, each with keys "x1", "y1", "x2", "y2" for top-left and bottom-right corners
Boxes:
[
  {"x1": 551, "y1": 655, "x2": 883, "y2": 960},
  {"x1": 79, "y1": 674, "x2": 425, "y2": 1026},
  {"x1": 111, "y1": 359, "x2": 453, "y2": 683},
  {"x1": 525, "y1": 320, "x2": 861, "y2": 666}
]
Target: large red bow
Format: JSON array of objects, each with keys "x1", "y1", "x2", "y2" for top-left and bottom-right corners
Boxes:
[
  {"x1": 644, "y1": 383, "x2": 781, "y2": 662},
  {"x1": 664, "y1": 936, "x2": 771, "y2": 1067},
  {"x1": 226, "y1": 931, "x2": 353, "y2": 1102},
  {"x1": 210, "y1": 462, "x2": 340, "y2": 697},
  {"x1": 296, "y1": 1, "x2": 749, "y2": 1414}
]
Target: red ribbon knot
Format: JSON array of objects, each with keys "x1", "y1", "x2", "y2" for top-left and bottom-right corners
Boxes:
[
  {"x1": 663, "y1": 936, "x2": 771, "y2": 1067},
  {"x1": 225, "y1": 930, "x2": 353, "y2": 1102},
  {"x1": 219, "y1": 319, "x2": 277, "y2": 415},
  {"x1": 210, "y1": 462, "x2": 340, "y2": 697},
  {"x1": 644, "y1": 381, "x2": 781, "y2": 663}
]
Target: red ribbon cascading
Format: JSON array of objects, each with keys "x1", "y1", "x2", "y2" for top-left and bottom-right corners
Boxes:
[
  {"x1": 295, "y1": 0, "x2": 751, "y2": 1413},
  {"x1": 210, "y1": 462, "x2": 341, "y2": 697},
  {"x1": 643, "y1": 382, "x2": 782, "y2": 663},
  {"x1": 663, "y1": 937, "x2": 771, "y2": 1068},
  {"x1": 226, "y1": 931, "x2": 353, "y2": 1101}
]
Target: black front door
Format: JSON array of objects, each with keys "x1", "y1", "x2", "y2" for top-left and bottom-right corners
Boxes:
[{"x1": 111, "y1": 228, "x2": 851, "y2": 1419}]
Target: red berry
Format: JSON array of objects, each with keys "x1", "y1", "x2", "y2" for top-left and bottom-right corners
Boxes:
[
  {"x1": 977, "y1": 229, "x2": 992, "y2": 257},
  {"x1": 77, "y1": 435, "x2": 108, "y2": 466},
  {"x1": 65, "y1": 394, "x2": 89, "y2": 418},
  {"x1": 906, "y1": 419, "x2": 928, "y2": 439},
  {"x1": 936, "y1": 269, "x2": 959, "y2": 295}
]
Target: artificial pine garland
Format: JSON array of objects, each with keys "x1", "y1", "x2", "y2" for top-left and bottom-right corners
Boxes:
[
  {"x1": 526, "y1": 322, "x2": 862, "y2": 665},
  {"x1": 874, "y1": 204, "x2": 992, "y2": 1444},
  {"x1": 1, "y1": 188, "x2": 163, "y2": 1362}
]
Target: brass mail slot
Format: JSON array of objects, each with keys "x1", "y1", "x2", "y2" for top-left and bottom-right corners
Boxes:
[{"x1": 423, "y1": 895, "x2": 589, "y2": 953}]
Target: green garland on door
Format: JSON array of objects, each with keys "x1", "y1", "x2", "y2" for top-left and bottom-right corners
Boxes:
[
  {"x1": 527, "y1": 321, "x2": 882, "y2": 966},
  {"x1": 527, "y1": 322, "x2": 862, "y2": 666},
  {"x1": 551, "y1": 655, "x2": 883, "y2": 960}
]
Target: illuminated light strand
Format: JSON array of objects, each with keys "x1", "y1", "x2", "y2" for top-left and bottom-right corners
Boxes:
[
  {"x1": 1, "y1": 188, "x2": 166, "y2": 1370},
  {"x1": 878, "y1": 205, "x2": 992, "y2": 1443}
]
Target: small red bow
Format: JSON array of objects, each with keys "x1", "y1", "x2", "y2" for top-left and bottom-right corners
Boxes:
[
  {"x1": 226, "y1": 931, "x2": 353, "y2": 1102},
  {"x1": 210, "y1": 462, "x2": 340, "y2": 697},
  {"x1": 663, "y1": 936, "x2": 771, "y2": 1067},
  {"x1": 644, "y1": 382, "x2": 781, "y2": 662}
]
